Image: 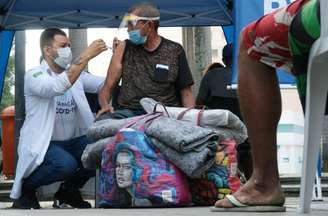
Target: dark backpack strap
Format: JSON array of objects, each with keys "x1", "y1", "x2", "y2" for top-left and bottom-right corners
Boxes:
[
  {"x1": 123, "y1": 112, "x2": 163, "y2": 131},
  {"x1": 196, "y1": 106, "x2": 205, "y2": 126},
  {"x1": 177, "y1": 105, "x2": 206, "y2": 126},
  {"x1": 177, "y1": 107, "x2": 194, "y2": 120},
  {"x1": 153, "y1": 102, "x2": 170, "y2": 117}
]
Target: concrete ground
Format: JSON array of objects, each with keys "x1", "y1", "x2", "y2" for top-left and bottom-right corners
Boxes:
[{"x1": 0, "y1": 198, "x2": 327, "y2": 216}]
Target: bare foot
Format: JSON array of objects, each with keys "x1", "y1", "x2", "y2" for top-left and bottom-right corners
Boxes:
[{"x1": 215, "y1": 177, "x2": 285, "y2": 208}]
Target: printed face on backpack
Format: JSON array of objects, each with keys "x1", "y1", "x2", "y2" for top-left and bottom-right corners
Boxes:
[{"x1": 116, "y1": 152, "x2": 133, "y2": 188}]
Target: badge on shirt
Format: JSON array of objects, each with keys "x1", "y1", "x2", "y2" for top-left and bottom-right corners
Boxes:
[
  {"x1": 156, "y1": 64, "x2": 169, "y2": 70},
  {"x1": 32, "y1": 71, "x2": 43, "y2": 78}
]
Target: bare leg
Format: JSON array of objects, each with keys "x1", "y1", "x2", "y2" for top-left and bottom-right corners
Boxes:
[{"x1": 215, "y1": 36, "x2": 285, "y2": 207}]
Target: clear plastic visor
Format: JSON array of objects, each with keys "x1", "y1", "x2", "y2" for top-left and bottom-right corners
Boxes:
[{"x1": 119, "y1": 13, "x2": 160, "y2": 29}]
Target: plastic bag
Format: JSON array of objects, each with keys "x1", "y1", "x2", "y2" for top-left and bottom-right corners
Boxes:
[
  {"x1": 99, "y1": 128, "x2": 192, "y2": 207},
  {"x1": 189, "y1": 139, "x2": 240, "y2": 205}
]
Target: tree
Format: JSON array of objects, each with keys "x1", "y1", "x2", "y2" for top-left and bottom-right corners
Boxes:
[{"x1": 0, "y1": 55, "x2": 15, "y2": 112}]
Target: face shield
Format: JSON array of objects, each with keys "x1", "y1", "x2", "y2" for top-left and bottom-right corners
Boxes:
[
  {"x1": 119, "y1": 13, "x2": 160, "y2": 30},
  {"x1": 114, "y1": 13, "x2": 160, "y2": 45}
]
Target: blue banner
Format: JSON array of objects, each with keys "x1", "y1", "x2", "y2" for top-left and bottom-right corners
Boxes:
[
  {"x1": 0, "y1": 30, "x2": 15, "y2": 102},
  {"x1": 222, "y1": 25, "x2": 234, "y2": 44},
  {"x1": 232, "y1": 0, "x2": 296, "y2": 85}
]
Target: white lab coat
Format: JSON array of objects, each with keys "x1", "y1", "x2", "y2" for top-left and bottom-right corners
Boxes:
[{"x1": 10, "y1": 61, "x2": 104, "y2": 199}]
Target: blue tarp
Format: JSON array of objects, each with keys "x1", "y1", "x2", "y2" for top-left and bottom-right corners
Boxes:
[
  {"x1": 222, "y1": 25, "x2": 233, "y2": 44},
  {"x1": 0, "y1": 30, "x2": 14, "y2": 102},
  {"x1": 0, "y1": 0, "x2": 233, "y2": 29},
  {"x1": 0, "y1": 0, "x2": 296, "y2": 101},
  {"x1": 232, "y1": 0, "x2": 295, "y2": 85},
  {"x1": 0, "y1": 0, "x2": 233, "y2": 101}
]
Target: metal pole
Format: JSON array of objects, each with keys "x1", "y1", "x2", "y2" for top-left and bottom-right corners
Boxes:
[
  {"x1": 182, "y1": 27, "x2": 212, "y2": 96},
  {"x1": 68, "y1": 29, "x2": 96, "y2": 199},
  {"x1": 68, "y1": 29, "x2": 88, "y2": 64},
  {"x1": 14, "y1": 30, "x2": 25, "y2": 173},
  {"x1": 194, "y1": 27, "x2": 212, "y2": 94}
]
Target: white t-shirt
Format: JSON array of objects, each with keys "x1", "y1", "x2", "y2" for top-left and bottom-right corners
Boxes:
[{"x1": 51, "y1": 89, "x2": 78, "y2": 141}]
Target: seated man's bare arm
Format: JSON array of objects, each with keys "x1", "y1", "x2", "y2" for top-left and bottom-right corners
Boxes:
[
  {"x1": 180, "y1": 86, "x2": 195, "y2": 107},
  {"x1": 97, "y1": 40, "x2": 126, "y2": 116}
]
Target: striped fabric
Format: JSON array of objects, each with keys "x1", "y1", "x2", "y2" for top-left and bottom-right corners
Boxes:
[
  {"x1": 241, "y1": 0, "x2": 309, "y2": 74},
  {"x1": 241, "y1": 0, "x2": 320, "y2": 98},
  {"x1": 289, "y1": 0, "x2": 320, "y2": 97}
]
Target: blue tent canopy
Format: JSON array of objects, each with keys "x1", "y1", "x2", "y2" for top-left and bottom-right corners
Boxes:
[
  {"x1": 0, "y1": 0, "x2": 295, "y2": 101},
  {"x1": 0, "y1": 0, "x2": 233, "y2": 29}
]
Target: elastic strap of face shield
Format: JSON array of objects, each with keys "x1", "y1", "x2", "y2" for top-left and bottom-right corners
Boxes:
[{"x1": 133, "y1": 16, "x2": 160, "y2": 21}]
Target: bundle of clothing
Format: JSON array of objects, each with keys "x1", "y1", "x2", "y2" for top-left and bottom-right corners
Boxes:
[{"x1": 82, "y1": 98, "x2": 248, "y2": 206}]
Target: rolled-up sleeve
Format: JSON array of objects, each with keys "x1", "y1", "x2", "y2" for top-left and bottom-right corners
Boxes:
[{"x1": 80, "y1": 71, "x2": 105, "y2": 93}]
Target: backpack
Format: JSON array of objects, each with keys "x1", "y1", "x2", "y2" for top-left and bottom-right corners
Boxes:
[
  {"x1": 98, "y1": 113, "x2": 192, "y2": 207},
  {"x1": 189, "y1": 139, "x2": 240, "y2": 205}
]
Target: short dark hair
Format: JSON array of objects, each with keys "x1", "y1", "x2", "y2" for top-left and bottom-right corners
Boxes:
[
  {"x1": 40, "y1": 28, "x2": 67, "y2": 56},
  {"x1": 222, "y1": 43, "x2": 233, "y2": 66},
  {"x1": 202, "y1": 62, "x2": 224, "y2": 76},
  {"x1": 222, "y1": 43, "x2": 233, "y2": 59},
  {"x1": 128, "y1": 2, "x2": 160, "y2": 31}
]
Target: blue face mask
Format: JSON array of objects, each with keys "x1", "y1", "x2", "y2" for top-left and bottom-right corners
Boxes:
[{"x1": 128, "y1": 29, "x2": 147, "y2": 45}]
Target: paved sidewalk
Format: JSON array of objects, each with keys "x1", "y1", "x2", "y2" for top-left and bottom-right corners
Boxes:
[{"x1": 0, "y1": 198, "x2": 327, "y2": 216}]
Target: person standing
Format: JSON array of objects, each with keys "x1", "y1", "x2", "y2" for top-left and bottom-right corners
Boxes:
[{"x1": 214, "y1": 0, "x2": 320, "y2": 211}]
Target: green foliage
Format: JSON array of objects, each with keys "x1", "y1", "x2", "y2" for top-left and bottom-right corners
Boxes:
[{"x1": 0, "y1": 55, "x2": 15, "y2": 112}]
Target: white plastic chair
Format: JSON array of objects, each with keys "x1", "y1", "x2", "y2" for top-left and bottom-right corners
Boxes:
[{"x1": 299, "y1": 0, "x2": 328, "y2": 213}]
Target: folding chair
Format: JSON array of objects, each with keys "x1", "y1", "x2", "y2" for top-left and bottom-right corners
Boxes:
[{"x1": 299, "y1": 0, "x2": 328, "y2": 213}]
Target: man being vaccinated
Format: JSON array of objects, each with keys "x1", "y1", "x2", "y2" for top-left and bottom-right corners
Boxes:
[{"x1": 98, "y1": 2, "x2": 195, "y2": 118}]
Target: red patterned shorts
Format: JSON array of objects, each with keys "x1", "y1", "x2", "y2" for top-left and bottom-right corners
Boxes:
[{"x1": 241, "y1": 0, "x2": 308, "y2": 75}]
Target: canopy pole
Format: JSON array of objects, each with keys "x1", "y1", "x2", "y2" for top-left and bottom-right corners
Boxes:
[
  {"x1": 14, "y1": 30, "x2": 25, "y2": 173},
  {"x1": 68, "y1": 28, "x2": 97, "y2": 199},
  {"x1": 69, "y1": 29, "x2": 88, "y2": 60},
  {"x1": 182, "y1": 27, "x2": 212, "y2": 96}
]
